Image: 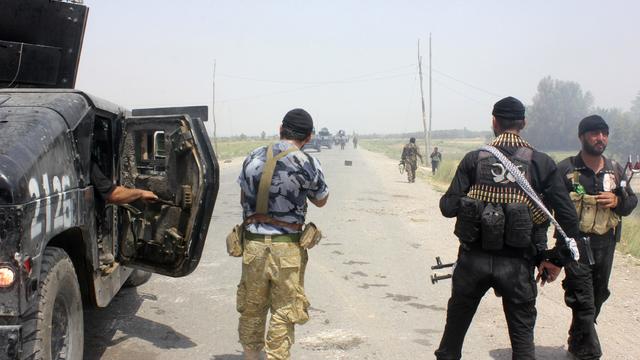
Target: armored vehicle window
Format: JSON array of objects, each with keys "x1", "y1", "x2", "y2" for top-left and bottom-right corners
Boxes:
[{"x1": 153, "y1": 131, "x2": 166, "y2": 159}]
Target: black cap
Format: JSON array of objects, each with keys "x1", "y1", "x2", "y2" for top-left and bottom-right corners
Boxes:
[
  {"x1": 492, "y1": 96, "x2": 525, "y2": 121},
  {"x1": 578, "y1": 115, "x2": 608, "y2": 136},
  {"x1": 282, "y1": 108, "x2": 314, "y2": 137}
]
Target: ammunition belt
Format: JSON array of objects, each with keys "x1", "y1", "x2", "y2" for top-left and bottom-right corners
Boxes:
[{"x1": 468, "y1": 184, "x2": 547, "y2": 225}]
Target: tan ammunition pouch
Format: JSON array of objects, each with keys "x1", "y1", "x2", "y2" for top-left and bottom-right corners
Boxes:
[
  {"x1": 570, "y1": 192, "x2": 620, "y2": 235},
  {"x1": 226, "y1": 224, "x2": 244, "y2": 257},
  {"x1": 299, "y1": 222, "x2": 322, "y2": 249}
]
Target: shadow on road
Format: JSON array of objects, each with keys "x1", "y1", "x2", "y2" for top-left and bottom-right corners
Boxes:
[
  {"x1": 489, "y1": 346, "x2": 567, "y2": 359},
  {"x1": 210, "y1": 355, "x2": 244, "y2": 360},
  {"x1": 84, "y1": 287, "x2": 196, "y2": 360}
]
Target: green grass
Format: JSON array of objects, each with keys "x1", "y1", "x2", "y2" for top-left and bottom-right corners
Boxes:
[
  {"x1": 619, "y1": 213, "x2": 640, "y2": 258},
  {"x1": 213, "y1": 139, "x2": 271, "y2": 160}
]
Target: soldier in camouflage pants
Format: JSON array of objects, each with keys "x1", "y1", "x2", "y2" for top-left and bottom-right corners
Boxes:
[
  {"x1": 401, "y1": 137, "x2": 423, "y2": 183},
  {"x1": 237, "y1": 108, "x2": 329, "y2": 360}
]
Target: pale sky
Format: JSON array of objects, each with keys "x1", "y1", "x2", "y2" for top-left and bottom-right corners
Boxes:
[{"x1": 76, "y1": 0, "x2": 640, "y2": 137}]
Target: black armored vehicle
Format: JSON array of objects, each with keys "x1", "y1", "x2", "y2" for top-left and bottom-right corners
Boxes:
[
  {"x1": 317, "y1": 127, "x2": 333, "y2": 149},
  {"x1": 0, "y1": 1, "x2": 219, "y2": 359}
]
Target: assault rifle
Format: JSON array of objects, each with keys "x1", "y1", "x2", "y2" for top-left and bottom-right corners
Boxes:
[{"x1": 430, "y1": 256, "x2": 455, "y2": 284}]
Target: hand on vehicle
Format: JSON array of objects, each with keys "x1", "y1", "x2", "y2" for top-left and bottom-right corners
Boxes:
[
  {"x1": 140, "y1": 190, "x2": 159, "y2": 203},
  {"x1": 596, "y1": 191, "x2": 618, "y2": 209},
  {"x1": 536, "y1": 260, "x2": 561, "y2": 286}
]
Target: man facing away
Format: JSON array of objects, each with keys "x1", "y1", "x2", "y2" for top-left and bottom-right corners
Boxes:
[
  {"x1": 236, "y1": 108, "x2": 329, "y2": 360},
  {"x1": 401, "y1": 137, "x2": 423, "y2": 183},
  {"x1": 435, "y1": 96, "x2": 579, "y2": 360},
  {"x1": 431, "y1": 146, "x2": 443, "y2": 175},
  {"x1": 558, "y1": 115, "x2": 637, "y2": 360}
]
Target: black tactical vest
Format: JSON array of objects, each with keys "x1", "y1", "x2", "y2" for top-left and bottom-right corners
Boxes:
[{"x1": 468, "y1": 146, "x2": 546, "y2": 225}]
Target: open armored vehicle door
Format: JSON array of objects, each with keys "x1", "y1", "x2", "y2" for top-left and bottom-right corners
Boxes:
[{"x1": 117, "y1": 108, "x2": 218, "y2": 277}]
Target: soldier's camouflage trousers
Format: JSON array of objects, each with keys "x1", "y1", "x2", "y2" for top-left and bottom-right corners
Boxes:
[
  {"x1": 406, "y1": 158, "x2": 418, "y2": 182},
  {"x1": 237, "y1": 237, "x2": 310, "y2": 360}
]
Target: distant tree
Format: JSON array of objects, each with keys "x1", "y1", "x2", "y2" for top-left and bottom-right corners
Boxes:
[
  {"x1": 524, "y1": 77, "x2": 593, "y2": 151},
  {"x1": 260, "y1": 131, "x2": 266, "y2": 140},
  {"x1": 593, "y1": 107, "x2": 630, "y2": 160},
  {"x1": 603, "y1": 91, "x2": 640, "y2": 160},
  {"x1": 630, "y1": 91, "x2": 640, "y2": 122}
]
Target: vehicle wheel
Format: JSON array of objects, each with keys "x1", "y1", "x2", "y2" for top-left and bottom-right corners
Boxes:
[
  {"x1": 21, "y1": 247, "x2": 83, "y2": 360},
  {"x1": 124, "y1": 269, "x2": 152, "y2": 287}
]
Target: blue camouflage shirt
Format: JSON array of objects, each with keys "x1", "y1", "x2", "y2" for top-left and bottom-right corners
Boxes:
[{"x1": 238, "y1": 141, "x2": 329, "y2": 234}]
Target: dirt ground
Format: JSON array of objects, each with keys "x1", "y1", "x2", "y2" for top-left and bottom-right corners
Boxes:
[{"x1": 84, "y1": 146, "x2": 640, "y2": 359}]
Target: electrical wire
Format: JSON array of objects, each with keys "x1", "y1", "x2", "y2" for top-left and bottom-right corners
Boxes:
[
  {"x1": 432, "y1": 67, "x2": 502, "y2": 97},
  {"x1": 431, "y1": 76, "x2": 486, "y2": 104},
  {"x1": 6, "y1": 43, "x2": 24, "y2": 88},
  {"x1": 218, "y1": 64, "x2": 416, "y2": 85},
  {"x1": 218, "y1": 72, "x2": 415, "y2": 103}
]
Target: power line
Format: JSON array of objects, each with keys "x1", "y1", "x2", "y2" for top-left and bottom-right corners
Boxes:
[
  {"x1": 431, "y1": 76, "x2": 487, "y2": 104},
  {"x1": 218, "y1": 64, "x2": 416, "y2": 85},
  {"x1": 218, "y1": 72, "x2": 415, "y2": 103},
  {"x1": 432, "y1": 67, "x2": 502, "y2": 97}
]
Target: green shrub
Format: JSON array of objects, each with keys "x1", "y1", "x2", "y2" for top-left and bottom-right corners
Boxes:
[
  {"x1": 619, "y1": 213, "x2": 640, "y2": 258},
  {"x1": 214, "y1": 139, "x2": 271, "y2": 160}
]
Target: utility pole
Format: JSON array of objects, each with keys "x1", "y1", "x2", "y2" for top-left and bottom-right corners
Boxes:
[
  {"x1": 212, "y1": 60, "x2": 218, "y2": 154},
  {"x1": 428, "y1": 33, "x2": 433, "y2": 157},
  {"x1": 418, "y1": 39, "x2": 429, "y2": 158}
]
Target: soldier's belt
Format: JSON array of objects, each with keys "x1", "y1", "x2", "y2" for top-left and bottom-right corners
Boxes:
[
  {"x1": 245, "y1": 232, "x2": 301, "y2": 243},
  {"x1": 244, "y1": 214, "x2": 304, "y2": 231}
]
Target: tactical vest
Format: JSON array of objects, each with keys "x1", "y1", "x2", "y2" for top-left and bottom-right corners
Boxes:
[
  {"x1": 468, "y1": 147, "x2": 546, "y2": 224},
  {"x1": 569, "y1": 160, "x2": 621, "y2": 235},
  {"x1": 456, "y1": 146, "x2": 543, "y2": 251}
]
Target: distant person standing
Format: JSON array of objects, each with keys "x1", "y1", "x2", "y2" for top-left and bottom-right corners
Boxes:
[
  {"x1": 353, "y1": 134, "x2": 359, "y2": 149},
  {"x1": 430, "y1": 146, "x2": 442, "y2": 175},
  {"x1": 558, "y1": 115, "x2": 637, "y2": 360},
  {"x1": 401, "y1": 137, "x2": 423, "y2": 183}
]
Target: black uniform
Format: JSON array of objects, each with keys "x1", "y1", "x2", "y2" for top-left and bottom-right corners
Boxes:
[
  {"x1": 557, "y1": 154, "x2": 637, "y2": 360},
  {"x1": 435, "y1": 133, "x2": 579, "y2": 360}
]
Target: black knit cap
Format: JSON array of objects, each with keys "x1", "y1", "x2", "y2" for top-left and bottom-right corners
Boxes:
[
  {"x1": 282, "y1": 108, "x2": 314, "y2": 137},
  {"x1": 578, "y1": 115, "x2": 608, "y2": 136},
  {"x1": 492, "y1": 96, "x2": 525, "y2": 121}
]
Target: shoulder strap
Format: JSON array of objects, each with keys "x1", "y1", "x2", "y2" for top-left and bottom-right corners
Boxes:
[
  {"x1": 481, "y1": 145, "x2": 580, "y2": 261},
  {"x1": 255, "y1": 144, "x2": 298, "y2": 214}
]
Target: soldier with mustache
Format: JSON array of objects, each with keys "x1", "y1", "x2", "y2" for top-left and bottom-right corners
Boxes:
[{"x1": 558, "y1": 115, "x2": 637, "y2": 360}]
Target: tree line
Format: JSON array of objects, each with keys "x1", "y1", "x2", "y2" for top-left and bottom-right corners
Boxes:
[{"x1": 523, "y1": 76, "x2": 640, "y2": 160}]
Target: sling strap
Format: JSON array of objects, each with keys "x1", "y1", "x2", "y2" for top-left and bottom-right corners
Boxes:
[
  {"x1": 481, "y1": 145, "x2": 580, "y2": 261},
  {"x1": 244, "y1": 144, "x2": 303, "y2": 231},
  {"x1": 256, "y1": 144, "x2": 298, "y2": 214}
]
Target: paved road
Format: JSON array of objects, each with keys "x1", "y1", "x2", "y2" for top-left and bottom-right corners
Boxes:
[{"x1": 85, "y1": 146, "x2": 640, "y2": 359}]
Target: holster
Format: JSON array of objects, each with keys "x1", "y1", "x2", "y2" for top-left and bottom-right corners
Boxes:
[
  {"x1": 481, "y1": 203, "x2": 505, "y2": 250},
  {"x1": 504, "y1": 202, "x2": 533, "y2": 248},
  {"x1": 454, "y1": 197, "x2": 484, "y2": 244},
  {"x1": 299, "y1": 222, "x2": 322, "y2": 249},
  {"x1": 226, "y1": 224, "x2": 244, "y2": 257}
]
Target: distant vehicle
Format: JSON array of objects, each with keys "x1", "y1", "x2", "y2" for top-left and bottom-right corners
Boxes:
[
  {"x1": 334, "y1": 130, "x2": 349, "y2": 149},
  {"x1": 302, "y1": 130, "x2": 321, "y2": 152},
  {"x1": 317, "y1": 127, "x2": 333, "y2": 149}
]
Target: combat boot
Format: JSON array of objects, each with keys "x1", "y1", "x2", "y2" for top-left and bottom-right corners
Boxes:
[{"x1": 243, "y1": 348, "x2": 261, "y2": 360}]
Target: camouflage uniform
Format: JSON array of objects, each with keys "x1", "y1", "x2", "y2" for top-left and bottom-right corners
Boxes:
[
  {"x1": 237, "y1": 141, "x2": 328, "y2": 359},
  {"x1": 401, "y1": 142, "x2": 422, "y2": 183}
]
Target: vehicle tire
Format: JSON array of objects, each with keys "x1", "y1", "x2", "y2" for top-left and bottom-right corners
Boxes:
[
  {"x1": 21, "y1": 247, "x2": 83, "y2": 360},
  {"x1": 124, "y1": 269, "x2": 152, "y2": 287}
]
